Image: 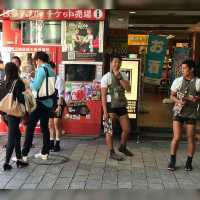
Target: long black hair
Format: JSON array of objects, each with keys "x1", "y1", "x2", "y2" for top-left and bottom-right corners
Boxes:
[{"x1": 5, "y1": 62, "x2": 19, "y2": 84}]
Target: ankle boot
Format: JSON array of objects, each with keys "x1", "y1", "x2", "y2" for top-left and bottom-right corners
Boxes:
[
  {"x1": 50, "y1": 140, "x2": 54, "y2": 151},
  {"x1": 54, "y1": 140, "x2": 61, "y2": 152}
]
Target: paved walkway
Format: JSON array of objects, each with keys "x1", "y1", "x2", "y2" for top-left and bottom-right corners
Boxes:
[{"x1": 0, "y1": 136, "x2": 200, "y2": 190}]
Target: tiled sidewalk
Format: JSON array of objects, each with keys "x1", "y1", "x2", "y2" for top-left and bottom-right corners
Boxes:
[{"x1": 0, "y1": 136, "x2": 200, "y2": 190}]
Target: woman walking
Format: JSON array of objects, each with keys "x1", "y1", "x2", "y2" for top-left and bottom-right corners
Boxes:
[{"x1": 0, "y1": 62, "x2": 28, "y2": 171}]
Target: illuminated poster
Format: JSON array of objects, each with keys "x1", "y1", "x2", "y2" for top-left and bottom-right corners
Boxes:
[
  {"x1": 121, "y1": 60, "x2": 139, "y2": 119},
  {"x1": 63, "y1": 21, "x2": 103, "y2": 60}
]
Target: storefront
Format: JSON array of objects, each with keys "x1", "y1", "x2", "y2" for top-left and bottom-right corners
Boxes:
[{"x1": 0, "y1": 9, "x2": 105, "y2": 136}]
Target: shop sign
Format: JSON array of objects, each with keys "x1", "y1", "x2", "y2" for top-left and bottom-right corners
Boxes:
[
  {"x1": 128, "y1": 34, "x2": 148, "y2": 46},
  {"x1": 2, "y1": 46, "x2": 51, "y2": 52},
  {"x1": 145, "y1": 34, "x2": 168, "y2": 84},
  {"x1": 1, "y1": 9, "x2": 105, "y2": 21}
]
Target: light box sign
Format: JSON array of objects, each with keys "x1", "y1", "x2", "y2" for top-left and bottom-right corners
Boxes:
[
  {"x1": 128, "y1": 34, "x2": 148, "y2": 46},
  {"x1": 121, "y1": 59, "x2": 139, "y2": 119}
]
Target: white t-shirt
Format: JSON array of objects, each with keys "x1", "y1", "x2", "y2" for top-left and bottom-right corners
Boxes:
[
  {"x1": 101, "y1": 71, "x2": 128, "y2": 102},
  {"x1": 171, "y1": 76, "x2": 200, "y2": 93},
  {"x1": 55, "y1": 75, "x2": 65, "y2": 98}
]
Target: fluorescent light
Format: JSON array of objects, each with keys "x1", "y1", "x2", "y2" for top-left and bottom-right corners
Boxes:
[
  {"x1": 117, "y1": 18, "x2": 124, "y2": 21},
  {"x1": 129, "y1": 11, "x2": 136, "y2": 14},
  {"x1": 167, "y1": 34, "x2": 175, "y2": 39}
]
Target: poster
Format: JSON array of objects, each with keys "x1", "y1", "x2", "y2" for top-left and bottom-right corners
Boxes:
[
  {"x1": 172, "y1": 47, "x2": 192, "y2": 79},
  {"x1": 64, "y1": 81, "x2": 101, "y2": 120},
  {"x1": 63, "y1": 21, "x2": 103, "y2": 60},
  {"x1": 144, "y1": 35, "x2": 168, "y2": 85}
]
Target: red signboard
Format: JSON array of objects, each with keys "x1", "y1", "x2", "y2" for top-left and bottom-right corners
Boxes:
[{"x1": 1, "y1": 9, "x2": 105, "y2": 21}]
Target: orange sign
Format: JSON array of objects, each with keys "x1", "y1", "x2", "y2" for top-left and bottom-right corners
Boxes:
[{"x1": 128, "y1": 34, "x2": 148, "y2": 46}]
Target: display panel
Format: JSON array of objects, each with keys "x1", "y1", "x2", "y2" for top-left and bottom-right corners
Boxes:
[{"x1": 65, "y1": 64, "x2": 96, "y2": 82}]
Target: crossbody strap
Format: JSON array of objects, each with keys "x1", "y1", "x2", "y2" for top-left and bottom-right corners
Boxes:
[{"x1": 9, "y1": 79, "x2": 18, "y2": 94}]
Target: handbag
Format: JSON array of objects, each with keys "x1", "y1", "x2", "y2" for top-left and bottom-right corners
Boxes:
[
  {"x1": 0, "y1": 80, "x2": 26, "y2": 117},
  {"x1": 23, "y1": 90, "x2": 37, "y2": 113}
]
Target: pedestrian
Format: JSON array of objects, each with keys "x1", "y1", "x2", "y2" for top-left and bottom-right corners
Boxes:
[
  {"x1": 21, "y1": 51, "x2": 56, "y2": 161},
  {"x1": 0, "y1": 62, "x2": 28, "y2": 171},
  {"x1": 11, "y1": 56, "x2": 21, "y2": 73},
  {"x1": 0, "y1": 60, "x2": 5, "y2": 81},
  {"x1": 168, "y1": 59, "x2": 200, "y2": 171},
  {"x1": 101, "y1": 55, "x2": 133, "y2": 161},
  {"x1": 49, "y1": 61, "x2": 65, "y2": 152}
]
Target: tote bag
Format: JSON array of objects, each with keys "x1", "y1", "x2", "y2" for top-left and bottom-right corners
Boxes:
[
  {"x1": 37, "y1": 67, "x2": 56, "y2": 99},
  {"x1": 0, "y1": 80, "x2": 26, "y2": 117}
]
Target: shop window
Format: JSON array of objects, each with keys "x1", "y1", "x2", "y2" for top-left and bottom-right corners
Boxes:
[
  {"x1": 22, "y1": 21, "x2": 61, "y2": 44},
  {"x1": 39, "y1": 21, "x2": 61, "y2": 44},
  {"x1": 22, "y1": 21, "x2": 37, "y2": 44}
]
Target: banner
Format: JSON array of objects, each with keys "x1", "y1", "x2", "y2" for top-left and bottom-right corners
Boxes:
[
  {"x1": 172, "y1": 47, "x2": 192, "y2": 79},
  {"x1": 144, "y1": 35, "x2": 168, "y2": 84}
]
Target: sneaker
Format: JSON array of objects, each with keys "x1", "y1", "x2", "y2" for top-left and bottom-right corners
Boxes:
[
  {"x1": 12, "y1": 156, "x2": 28, "y2": 162},
  {"x1": 118, "y1": 146, "x2": 133, "y2": 157},
  {"x1": 109, "y1": 152, "x2": 124, "y2": 161},
  {"x1": 184, "y1": 163, "x2": 193, "y2": 171},
  {"x1": 54, "y1": 141, "x2": 61, "y2": 152},
  {"x1": 168, "y1": 162, "x2": 176, "y2": 171},
  {"x1": 34, "y1": 153, "x2": 48, "y2": 160}
]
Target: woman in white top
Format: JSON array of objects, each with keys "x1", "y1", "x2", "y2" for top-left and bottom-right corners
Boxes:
[
  {"x1": 168, "y1": 59, "x2": 200, "y2": 171},
  {"x1": 49, "y1": 62, "x2": 65, "y2": 152}
]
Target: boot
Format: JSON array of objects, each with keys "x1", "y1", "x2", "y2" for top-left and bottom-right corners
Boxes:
[{"x1": 54, "y1": 140, "x2": 61, "y2": 152}]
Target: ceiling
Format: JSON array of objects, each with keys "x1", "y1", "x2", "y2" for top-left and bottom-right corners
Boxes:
[
  {"x1": 109, "y1": 10, "x2": 200, "y2": 38},
  {"x1": 114, "y1": 0, "x2": 200, "y2": 10}
]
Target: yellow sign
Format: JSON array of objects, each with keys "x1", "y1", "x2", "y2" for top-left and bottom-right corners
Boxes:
[
  {"x1": 121, "y1": 60, "x2": 140, "y2": 119},
  {"x1": 128, "y1": 34, "x2": 148, "y2": 46}
]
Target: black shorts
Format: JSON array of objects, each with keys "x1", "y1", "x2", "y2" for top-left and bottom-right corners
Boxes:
[
  {"x1": 50, "y1": 105, "x2": 64, "y2": 119},
  {"x1": 173, "y1": 116, "x2": 196, "y2": 125},
  {"x1": 107, "y1": 103, "x2": 128, "y2": 117}
]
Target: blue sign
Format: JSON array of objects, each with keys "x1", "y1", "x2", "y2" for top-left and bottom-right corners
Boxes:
[{"x1": 145, "y1": 34, "x2": 168, "y2": 84}]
